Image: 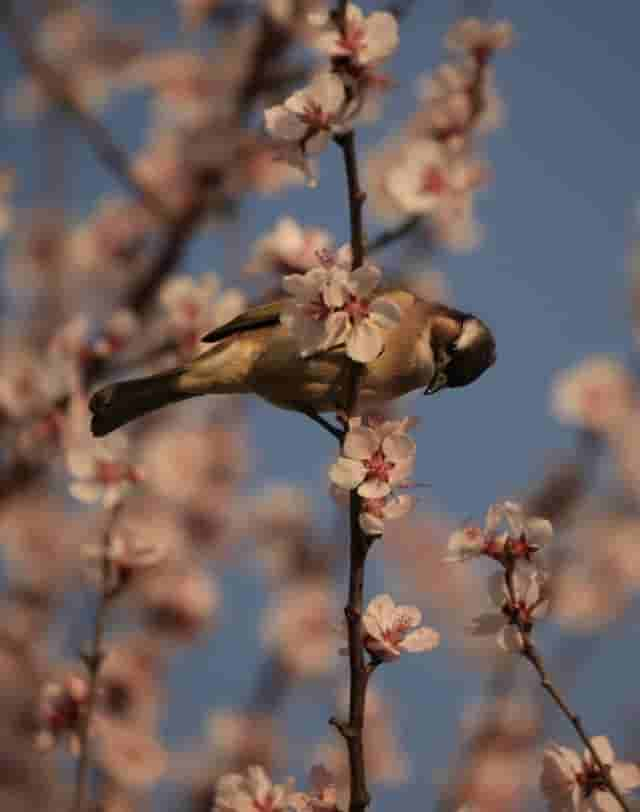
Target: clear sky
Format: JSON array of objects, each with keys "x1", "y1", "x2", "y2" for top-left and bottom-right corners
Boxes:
[{"x1": 2, "y1": 1, "x2": 640, "y2": 809}]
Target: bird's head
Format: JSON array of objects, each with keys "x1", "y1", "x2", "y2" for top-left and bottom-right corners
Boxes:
[{"x1": 423, "y1": 308, "x2": 496, "y2": 395}]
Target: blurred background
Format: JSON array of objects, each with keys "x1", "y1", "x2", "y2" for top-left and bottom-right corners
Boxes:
[{"x1": 1, "y1": 1, "x2": 640, "y2": 810}]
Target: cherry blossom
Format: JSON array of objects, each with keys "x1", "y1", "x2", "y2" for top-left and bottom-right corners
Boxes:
[
  {"x1": 550, "y1": 355, "x2": 635, "y2": 434},
  {"x1": 265, "y1": 73, "x2": 347, "y2": 155},
  {"x1": 445, "y1": 18, "x2": 514, "y2": 56},
  {"x1": 541, "y1": 737, "x2": 640, "y2": 812},
  {"x1": 469, "y1": 569, "x2": 549, "y2": 652},
  {"x1": 0, "y1": 347, "x2": 66, "y2": 420},
  {"x1": 159, "y1": 272, "x2": 247, "y2": 356},
  {"x1": 361, "y1": 594, "x2": 440, "y2": 661},
  {"x1": 445, "y1": 501, "x2": 552, "y2": 564},
  {"x1": 290, "y1": 765, "x2": 339, "y2": 812},
  {"x1": 282, "y1": 257, "x2": 401, "y2": 362},
  {"x1": 93, "y1": 309, "x2": 139, "y2": 358},
  {"x1": 311, "y1": 3, "x2": 399, "y2": 68},
  {"x1": 214, "y1": 765, "x2": 294, "y2": 812},
  {"x1": 36, "y1": 674, "x2": 89, "y2": 754},
  {"x1": 94, "y1": 717, "x2": 168, "y2": 789},
  {"x1": 247, "y1": 217, "x2": 334, "y2": 276},
  {"x1": 66, "y1": 434, "x2": 143, "y2": 508},
  {"x1": 329, "y1": 417, "x2": 415, "y2": 499},
  {"x1": 261, "y1": 580, "x2": 338, "y2": 678},
  {"x1": 386, "y1": 139, "x2": 488, "y2": 216},
  {"x1": 359, "y1": 493, "x2": 415, "y2": 536}
]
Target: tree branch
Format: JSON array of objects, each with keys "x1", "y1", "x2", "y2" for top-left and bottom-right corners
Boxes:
[
  {"x1": 71, "y1": 506, "x2": 121, "y2": 812},
  {"x1": 4, "y1": 5, "x2": 175, "y2": 225},
  {"x1": 503, "y1": 564, "x2": 630, "y2": 812}
]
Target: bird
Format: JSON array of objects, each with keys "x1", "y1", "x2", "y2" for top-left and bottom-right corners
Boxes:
[{"x1": 89, "y1": 288, "x2": 496, "y2": 437}]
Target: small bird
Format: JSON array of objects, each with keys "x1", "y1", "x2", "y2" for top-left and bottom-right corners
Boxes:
[{"x1": 89, "y1": 289, "x2": 496, "y2": 437}]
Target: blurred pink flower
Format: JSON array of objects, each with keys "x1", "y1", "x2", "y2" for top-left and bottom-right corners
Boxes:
[
  {"x1": 541, "y1": 737, "x2": 640, "y2": 812},
  {"x1": 36, "y1": 674, "x2": 88, "y2": 754},
  {"x1": 551, "y1": 356, "x2": 635, "y2": 434},
  {"x1": 215, "y1": 765, "x2": 294, "y2": 812},
  {"x1": 94, "y1": 717, "x2": 168, "y2": 789},
  {"x1": 247, "y1": 218, "x2": 334, "y2": 277},
  {"x1": 66, "y1": 434, "x2": 143, "y2": 508},
  {"x1": 445, "y1": 18, "x2": 514, "y2": 56},
  {"x1": 261, "y1": 579, "x2": 338, "y2": 678},
  {"x1": 361, "y1": 593, "x2": 440, "y2": 661},
  {"x1": 290, "y1": 765, "x2": 338, "y2": 812}
]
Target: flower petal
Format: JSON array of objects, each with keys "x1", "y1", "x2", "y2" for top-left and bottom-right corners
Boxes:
[
  {"x1": 357, "y1": 477, "x2": 390, "y2": 499},
  {"x1": 343, "y1": 426, "x2": 380, "y2": 460},
  {"x1": 399, "y1": 626, "x2": 440, "y2": 652},
  {"x1": 359, "y1": 510, "x2": 384, "y2": 536},
  {"x1": 346, "y1": 319, "x2": 384, "y2": 363},
  {"x1": 382, "y1": 433, "x2": 416, "y2": 463},
  {"x1": 264, "y1": 105, "x2": 307, "y2": 141},
  {"x1": 328, "y1": 457, "x2": 366, "y2": 490}
]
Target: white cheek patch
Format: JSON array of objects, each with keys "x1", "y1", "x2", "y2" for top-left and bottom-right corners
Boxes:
[{"x1": 456, "y1": 319, "x2": 483, "y2": 351}]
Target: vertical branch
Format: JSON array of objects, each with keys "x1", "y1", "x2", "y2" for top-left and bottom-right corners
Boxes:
[
  {"x1": 331, "y1": 115, "x2": 375, "y2": 810},
  {"x1": 71, "y1": 507, "x2": 119, "y2": 812}
]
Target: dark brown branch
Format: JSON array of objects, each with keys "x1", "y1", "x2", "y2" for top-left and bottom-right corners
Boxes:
[
  {"x1": 503, "y1": 565, "x2": 630, "y2": 812},
  {"x1": 71, "y1": 506, "x2": 121, "y2": 812},
  {"x1": 330, "y1": 45, "x2": 374, "y2": 802},
  {"x1": 4, "y1": 5, "x2": 175, "y2": 224}
]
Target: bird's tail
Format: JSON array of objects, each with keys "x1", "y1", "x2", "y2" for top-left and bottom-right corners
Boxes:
[{"x1": 89, "y1": 368, "x2": 195, "y2": 437}]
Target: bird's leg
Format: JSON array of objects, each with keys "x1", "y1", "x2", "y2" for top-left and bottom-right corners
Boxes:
[{"x1": 300, "y1": 408, "x2": 345, "y2": 441}]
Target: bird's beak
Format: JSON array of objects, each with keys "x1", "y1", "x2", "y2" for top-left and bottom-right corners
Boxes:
[{"x1": 424, "y1": 370, "x2": 448, "y2": 395}]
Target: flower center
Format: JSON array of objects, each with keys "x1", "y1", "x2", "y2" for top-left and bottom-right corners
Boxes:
[
  {"x1": 343, "y1": 294, "x2": 370, "y2": 322},
  {"x1": 421, "y1": 166, "x2": 448, "y2": 196},
  {"x1": 364, "y1": 449, "x2": 393, "y2": 482}
]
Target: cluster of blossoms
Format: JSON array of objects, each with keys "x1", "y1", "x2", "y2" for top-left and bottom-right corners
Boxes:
[
  {"x1": 541, "y1": 737, "x2": 640, "y2": 812},
  {"x1": 282, "y1": 246, "x2": 401, "y2": 363},
  {"x1": 159, "y1": 272, "x2": 247, "y2": 358},
  {"x1": 329, "y1": 415, "x2": 416, "y2": 534},
  {"x1": 447, "y1": 501, "x2": 640, "y2": 810},
  {"x1": 214, "y1": 764, "x2": 339, "y2": 812},
  {"x1": 265, "y1": 3, "x2": 399, "y2": 184},
  {"x1": 446, "y1": 501, "x2": 552, "y2": 650},
  {"x1": 367, "y1": 18, "x2": 513, "y2": 251}
]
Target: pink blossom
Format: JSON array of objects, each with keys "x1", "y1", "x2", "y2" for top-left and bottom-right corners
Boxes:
[
  {"x1": 445, "y1": 501, "x2": 552, "y2": 563},
  {"x1": 550, "y1": 356, "x2": 635, "y2": 434},
  {"x1": 36, "y1": 674, "x2": 89, "y2": 754},
  {"x1": 312, "y1": 4, "x2": 399, "y2": 67},
  {"x1": 359, "y1": 493, "x2": 415, "y2": 536},
  {"x1": 329, "y1": 418, "x2": 415, "y2": 499},
  {"x1": 215, "y1": 765, "x2": 294, "y2": 812},
  {"x1": 362, "y1": 593, "x2": 440, "y2": 661},
  {"x1": 445, "y1": 18, "x2": 514, "y2": 56},
  {"x1": 290, "y1": 765, "x2": 339, "y2": 812},
  {"x1": 247, "y1": 217, "x2": 334, "y2": 276},
  {"x1": 66, "y1": 434, "x2": 143, "y2": 508},
  {"x1": 469, "y1": 569, "x2": 549, "y2": 652},
  {"x1": 265, "y1": 73, "x2": 347, "y2": 155},
  {"x1": 541, "y1": 737, "x2": 640, "y2": 812},
  {"x1": 282, "y1": 257, "x2": 401, "y2": 362}
]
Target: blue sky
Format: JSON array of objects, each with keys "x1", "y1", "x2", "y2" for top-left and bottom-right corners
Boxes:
[{"x1": 2, "y1": 1, "x2": 640, "y2": 809}]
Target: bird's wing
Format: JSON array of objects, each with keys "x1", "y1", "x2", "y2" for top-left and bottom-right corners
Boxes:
[{"x1": 200, "y1": 299, "x2": 285, "y2": 343}]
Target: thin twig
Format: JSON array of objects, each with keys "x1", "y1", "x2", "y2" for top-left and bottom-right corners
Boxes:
[
  {"x1": 71, "y1": 506, "x2": 120, "y2": 812},
  {"x1": 4, "y1": 5, "x2": 175, "y2": 224},
  {"x1": 368, "y1": 215, "x2": 421, "y2": 255},
  {"x1": 503, "y1": 564, "x2": 630, "y2": 812}
]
